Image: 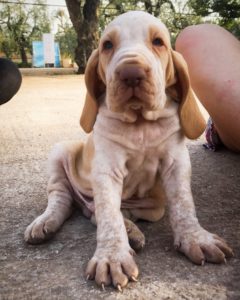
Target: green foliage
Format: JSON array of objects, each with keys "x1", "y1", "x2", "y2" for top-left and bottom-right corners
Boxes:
[
  {"x1": 0, "y1": 30, "x2": 17, "y2": 58},
  {"x1": 98, "y1": 0, "x2": 240, "y2": 42},
  {"x1": 99, "y1": 1, "x2": 203, "y2": 44},
  {"x1": 188, "y1": 0, "x2": 240, "y2": 18},
  {"x1": 0, "y1": 0, "x2": 51, "y2": 64},
  {"x1": 55, "y1": 10, "x2": 77, "y2": 60},
  {"x1": 100, "y1": 0, "x2": 175, "y2": 30},
  {"x1": 188, "y1": 0, "x2": 240, "y2": 38}
]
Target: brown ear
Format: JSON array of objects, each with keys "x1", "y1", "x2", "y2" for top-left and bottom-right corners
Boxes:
[
  {"x1": 166, "y1": 50, "x2": 206, "y2": 139},
  {"x1": 80, "y1": 49, "x2": 105, "y2": 133}
]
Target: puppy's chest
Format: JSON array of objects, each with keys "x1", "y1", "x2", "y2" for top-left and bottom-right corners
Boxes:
[
  {"x1": 122, "y1": 151, "x2": 160, "y2": 199},
  {"x1": 95, "y1": 114, "x2": 180, "y2": 199},
  {"x1": 96, "y1": 105, "x2": 180, "y2": 150},
  {"x1": 117, "y1": 119, "x2": 175, "y2": 150}
]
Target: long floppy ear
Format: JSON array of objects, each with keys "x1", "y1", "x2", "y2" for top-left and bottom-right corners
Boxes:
[
  {"x1": 80, "y1": 49, "x2": 105, "y2": 133},
  {"x1": 166, "y1": 50, "x2": 206, "y2": 139}
]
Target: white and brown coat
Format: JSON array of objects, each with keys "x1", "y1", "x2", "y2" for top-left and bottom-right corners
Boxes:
[{"x1": 25, "y1": 11, "x2": 233, "y2": 291}]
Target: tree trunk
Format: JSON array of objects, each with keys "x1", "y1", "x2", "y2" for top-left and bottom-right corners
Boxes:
[
  {"x1": 65, "y1": 0, "x2": 100, "y2": 74},
  {"x1": 144, "y1": 0, "x2": 153, "y2": 14},
  {"x1": 18, "y1": 34, "x2": 28, "y2": 66},
  {"x1": 20, "y1": 46, "x2": 28, "y2": 66}
]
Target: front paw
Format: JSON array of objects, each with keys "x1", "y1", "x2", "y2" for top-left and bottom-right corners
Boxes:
[
  {"x1": 174, "y1": 228, "x2": 233, "y2": 265},
  {"x1": 85, "y1": 245, "x2": 139, "y2": 291}
]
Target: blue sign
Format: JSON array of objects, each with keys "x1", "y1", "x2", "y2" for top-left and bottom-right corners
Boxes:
[{"x1": 32, "y1": 41, "x2": 61, "y2": 67}]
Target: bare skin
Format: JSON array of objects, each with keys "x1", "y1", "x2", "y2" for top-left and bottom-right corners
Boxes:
[{"x1": 176, "y1": 24, "x2": 240, "y2": 152}]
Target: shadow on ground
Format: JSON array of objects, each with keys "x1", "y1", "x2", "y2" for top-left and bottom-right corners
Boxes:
[{"x1": 0, "y1": 76, "x2": 239, "y2": 299}]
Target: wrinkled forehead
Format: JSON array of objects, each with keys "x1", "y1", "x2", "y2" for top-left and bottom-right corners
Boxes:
[{"x1": 102, "y1": 11, "x2": 170, "y2": 45}]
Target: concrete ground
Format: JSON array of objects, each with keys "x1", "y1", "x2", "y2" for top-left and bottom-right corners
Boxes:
[{"x1": 0, "y1": 75, "x2": 239, "y2": 300}]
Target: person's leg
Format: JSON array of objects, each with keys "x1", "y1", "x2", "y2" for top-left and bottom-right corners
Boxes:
[{"x1": 176, "y1": 24, "x2": 240, "y2": 152}]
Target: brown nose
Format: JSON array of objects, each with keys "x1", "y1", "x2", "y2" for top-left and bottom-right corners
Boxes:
[{"x1": 118, "y1": 66, "x2": 146, "y2": 87}]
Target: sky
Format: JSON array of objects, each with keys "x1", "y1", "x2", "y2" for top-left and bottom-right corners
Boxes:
[{"x1": 46, "y1": 0, "x2": 69, "y2": 34}]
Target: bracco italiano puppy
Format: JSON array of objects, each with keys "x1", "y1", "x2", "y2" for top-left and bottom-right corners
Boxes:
[{"x1": 25, "y1": 11, "x2": 233, "y2": 290}]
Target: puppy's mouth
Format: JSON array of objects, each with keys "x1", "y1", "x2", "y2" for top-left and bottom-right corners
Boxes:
[
  {"x1": 127, "y1": 96, "x2": 145, "y2": 110},
  {"x1": 128, "y1": 102, "x2": 143, "y2": 110},
  {"x1": 126, "y1": 94, "x2": 158, "y2": 112},
  {"x1": 124, "y1": 85, "x2": 155, "y2": 110},
  {"x1": 109, "y1": 93, "x2": 162, "y2": 123},
  {"x1": 111, "y1": 93, "x2": 159, "y2": 114}
]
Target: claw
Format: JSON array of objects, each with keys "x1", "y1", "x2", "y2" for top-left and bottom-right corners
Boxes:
[
  {"x1": 86, "y1": 274, "x2": 90, "y2": 280},
  {"x1": 117, "y1": 284, "x2": 122, "y2": 293},
  {"x1": 130, "y1": 276, "x2": 138, "y2": 282},
  {"x1": 174, "y1": 242, "x2": 181, "y2": 250},
  {"x1": 201, "y1": 260, "x2": 205, "y2": 266},
  {"x1": 224, "y1": 258, "x2": 227, "y2": 264},
  {"x1": 129, "y1": 249, "x2": 136, "y2": 256},
  {"x1": 101, "y1": 283, "x2": 105, "y2": 291}
]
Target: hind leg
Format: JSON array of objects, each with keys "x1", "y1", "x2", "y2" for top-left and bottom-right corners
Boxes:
[
  {"x1": 90, "y1": 214, "x2": 145, "y2": 252},
  {"x1": 24, "y1": 195, "x2": 73, "y2": 244},
  {"x1": 124, "y1": 218, "x2": 145, "y2": 251},
  {"x1": 129, "y1": 205, "x2": 165, "y2": 222},
  {"x1": 128, "y1": 181, "x2": 166, "y2": 222},
  {"x1": 25, "y1": 144, "x2": 74, "y2": 244}
]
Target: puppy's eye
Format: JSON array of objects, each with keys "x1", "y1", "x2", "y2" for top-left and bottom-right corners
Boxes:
[
  {"x1": 103, "y1": 40, "x2": 113, "y2": 50},
  {"x1": 152, "y1": 37, "x2": 163, "y2": 47}
]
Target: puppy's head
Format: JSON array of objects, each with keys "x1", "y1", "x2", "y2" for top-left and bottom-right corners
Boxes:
[{"x1": 81, "y1": 11, "x2": 205, "y2": 139}]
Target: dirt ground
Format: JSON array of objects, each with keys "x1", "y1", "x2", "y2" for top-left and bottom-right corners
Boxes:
[{"x1": 0, "y1": 75, "x2": 239, "y2": 300}]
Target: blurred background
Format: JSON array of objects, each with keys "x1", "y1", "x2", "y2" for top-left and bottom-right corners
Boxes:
[{"x1": 0, "y1": 0, "x2": 240, "y2": 73}]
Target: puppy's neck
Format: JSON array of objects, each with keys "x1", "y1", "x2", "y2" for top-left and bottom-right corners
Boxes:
[
  {"x1": 94, "y1": 99, "x2": 182, "y2": 151},
  {"x1": 98, "y1": 96, "x2": 178, "y2": 124}
]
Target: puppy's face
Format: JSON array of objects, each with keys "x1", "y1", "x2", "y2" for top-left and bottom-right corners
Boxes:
[
  {"x1": 82, "y1": 11, "x2": 206, "y2": 139},
  {"x1": 97, "y1": 11, "x2": 173, "y2": 116}
]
